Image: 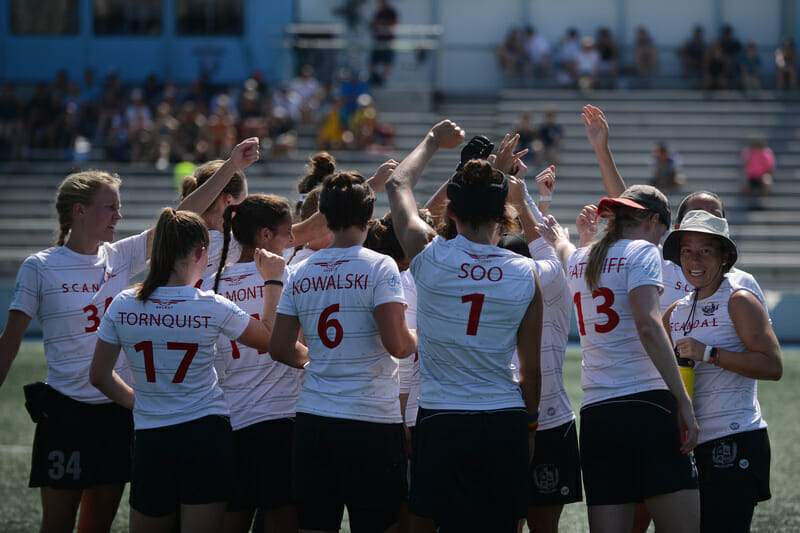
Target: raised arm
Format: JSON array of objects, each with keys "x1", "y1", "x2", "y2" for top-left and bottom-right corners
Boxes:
[
  {"x1": 629, "y1": 285, "x2": 698, "y2": 453},
  {"x1": 534, "y1": 215, "x2": 575, "y2": 271},
  {"x1": 176, "y1": 137, "x2": 260, "y2": 214},
  {"x1": 365, "y1": 158, "x2": 400, "y2": 193},
  {"x1": 582, "y1": 105, "x2": 625, "y2": 197},
  {"x1": 386, "y1": 120, "x2": 465, "y2": 260}
]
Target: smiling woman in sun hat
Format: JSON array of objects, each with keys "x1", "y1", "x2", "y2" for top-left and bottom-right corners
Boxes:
[{"x1": 662, "y1": 209, "x2": 782, "y2": 533}]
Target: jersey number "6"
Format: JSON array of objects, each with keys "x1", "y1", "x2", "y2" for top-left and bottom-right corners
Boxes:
[{"x1": 318, "y1": 304, "x2": 344, "y2": 349}]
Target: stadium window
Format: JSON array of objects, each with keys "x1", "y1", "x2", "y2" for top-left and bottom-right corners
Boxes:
[
  {"x1": 176, "y1": 0, "x2": 243, "y2": 35},
  {"x1": 94, "y1": 0, "x2": 162, "y2": 35},
  {"x1": 10, "y1": 0, "x2": 79, "y2": 34}
]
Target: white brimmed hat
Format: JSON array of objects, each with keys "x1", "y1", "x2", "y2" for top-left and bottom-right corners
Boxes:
[{"x1": 662, "y1": 210, "x2": 738, "y2": 267}]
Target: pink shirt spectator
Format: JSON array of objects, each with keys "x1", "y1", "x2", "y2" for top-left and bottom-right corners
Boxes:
[{"x1": 742, "y1": 146, "x2": 775, "y2": 179}]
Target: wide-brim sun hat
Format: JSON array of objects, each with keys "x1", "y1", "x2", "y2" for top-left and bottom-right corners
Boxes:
[
  {"x1": 597, "y1": 184, "x2": 671, "y2": 227},
  {"x1": 662, "y1": 209, "x2": 738, "y2": 267}
]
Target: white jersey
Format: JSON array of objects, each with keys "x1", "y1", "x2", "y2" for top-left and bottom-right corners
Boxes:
[
  {"x1": 277, "y1": 246, "x2": 406, "y2": 423},
  {"x1": 286, "y1": 246, "x2": 317, "y2": 268},
  {"x1": 668, "y1": 277, "x2": 767, "y2": 445},
  {"x1": 10, "y1": 231, "x2": 149, "y2": 403},
  {"x1": 198, "y1": 229, "x2": 242, "y2": 290},
  {"x1": 411, "y1": 235, "x2": 535, "y2": 411},
  {"x1": 567, "y1": 240, "x2": 668, "y2": 407},
  {"x1": 96, "y1": 285, "x2": 250, "y2": 429},
  {"x1": 660, "y1": 257, "x2": 769, "y2": 318},
  {"x1": 398, "y1": 270, "x2": 420, "y2": 427},
  {"x1": 215, "y1": 262, "x2": 302, "y2": 430},
  {"x1": 510, "y1": 238, "x2": 575, "y2": 431}
]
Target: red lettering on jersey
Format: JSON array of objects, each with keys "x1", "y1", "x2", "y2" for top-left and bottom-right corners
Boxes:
[
  {"x1": 457, "y1": 264, "x2": 504, "y2": 282},
  {"x1": 117, "y1": 312, "x2": 213, "y2": 328},
  {"x1": 568, "y1": 262, "x2": 587, "y2": 280}
]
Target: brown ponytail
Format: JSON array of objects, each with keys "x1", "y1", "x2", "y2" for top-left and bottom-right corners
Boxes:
[
  {"x1": 137, "y1": 208, "x2": 209, "y2": 302},
  {"x1": 585, "y1": 207, "x2": 653, "y2": 292},
  {"x1": 213, "y1": 204, "x2": 236, "y2": 294}
]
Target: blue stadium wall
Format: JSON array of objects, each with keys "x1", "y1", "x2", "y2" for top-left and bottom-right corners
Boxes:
[{"x1": 2, "y1": 0, "x2": 799, "y2": 90}]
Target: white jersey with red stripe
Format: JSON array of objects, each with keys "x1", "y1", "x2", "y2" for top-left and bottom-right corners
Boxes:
[
  {"x1": 566, "y1": 239, "x2": 668, "y2": 407},
  {"x1": 510, "y1": 238, "x2": 575, "y2": 431},
  {"x1": 10, "y1": 231, "x2": 149, "y2": 404},
  {"x1": 398, "y1": 269, "x2": 420, "y2": 427},
  {"x1": 198, "y1": 229, "x2": 242, "y2": 290},
  {"x1": 411, "y1": 235, "x2": 536, "y2": 411},
  {"x1": 661, "y1": 256, "x2": 769, "y2": 318},
  {"x1": 96, "y1": 285, "x2": 250, "y2": 429},
  {"x1": 277, "y1": 246, "x2": 406, "y2": 423},
  {"x1": 668, "y1": 277, "x2": 767, "y2": 445},
  {"x1": 214, "y1": 262, "x2": 302, "y2": 430}
]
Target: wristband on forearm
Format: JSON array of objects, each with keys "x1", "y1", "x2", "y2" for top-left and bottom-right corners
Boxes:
[
  {"x1": 527, "y1": 411, "x2": 540, "y2": 433},
  {"x1": 703, "y1": 345, "x2": 719, "y2": 365}
]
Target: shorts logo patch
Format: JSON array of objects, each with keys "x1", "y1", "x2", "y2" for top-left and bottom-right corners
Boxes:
[
  {"x1": 739, "y1": 458, "x2": 750, "y2": 469},
  {"x1": 547, "y1": 407, "x2": 556, "y2": 416},
  {"x1": 560, "y1": 486, "x2": 570, "y2": 496},
  {"x1": 730, "y1": 422, "x2": 740, "y2": 431},
  {"x1": 711, "y1": 439, "x2": 737, "y2": 469},
  {"x1": 533, "y1": 464, "x2": 559, "y2": 494}
]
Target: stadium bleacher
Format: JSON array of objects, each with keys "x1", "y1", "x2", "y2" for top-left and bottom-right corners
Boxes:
[{"x1": 1, "y1": 89, "x2": 799, "y2": 292}]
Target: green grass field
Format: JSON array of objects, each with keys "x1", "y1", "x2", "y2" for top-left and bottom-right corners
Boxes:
[{"x1": 1, "y1": 341, "x2": 798, "y2": 532}]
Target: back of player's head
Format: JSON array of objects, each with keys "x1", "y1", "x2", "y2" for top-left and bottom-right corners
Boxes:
[
  {"x1": 365, "y1": 210, "x2": 434, "y2": 261},
  {"x1": 675, "y1": 191, "x2": 725, "y2": 225},
  {"x1": 179, "y1": 159, "x2": 247, "y2": 204},
  {"x1": 319, "y1": 171, "x2": 375, "y2": 231},
  {"x1": 138, "y1": 208, "x2": 209, "y2": 302},
  {"x1": 55, "y1": 170, "x2": 121, "y2": 246},
  {"x1": 296, "y1": 152, "x2": 336, "y2": 214},
  {"x1": 447, "y1": 159, "x2": 509, "y2": 230},
  {"x1": 214, "y1": 194, "x2": 292, "y2": 292}
]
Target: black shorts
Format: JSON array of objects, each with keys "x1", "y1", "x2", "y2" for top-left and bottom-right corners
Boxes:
[
  {"x1": 409, "y1": 407, "x2": 529, "y2": 532},
  {"x1": 130, "y1": 415, "x2": 235, "y2": 517},
  {"x1": 695, "y1": 429, "x2": 771, "y2": 533},
  {"x1": 529, "y1": 420, "x2": 583, "y2": 507},
  {"x1": 293, "y1": 413, "x2": 407, "y2": 533},
  {"x1": 29, "y1": 385, "x2": 133, "y2": 489},
  {"x1": 580, "y1": 390, "x2": 698, "y2": 506},
  {"x1": 229, "y1": 418, "x2": 295, "y2": 512}
]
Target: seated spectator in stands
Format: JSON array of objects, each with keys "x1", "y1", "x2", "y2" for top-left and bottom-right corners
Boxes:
[
  {"x1": 634, "y1": 27, "x2": 658, "y2": 85},
  {"x1": 679, "y1": 25, "x2": 707, "y2": 79},
  {"x1": 557, "y1": 28, "x2": 581, "y2": 85},
  {"x1": 0, "y1": 84, "x2": 23, "y2": 159},
  {"x1": 718, "y1": 25, "x2": 743, "y2": 66},
  {"x1": 775, "y1": 37, "x2": 798, "y2": 90},
  {"x1": 174, "y1": 100, "x2": 206, "y2": 163},
  {"x1": 125, "y1": 89, "x2": 155, "y2": 163},
  {"x1": 741, "y1": 136, "x2": 775, "y2": 210},
  {"x1": 153, "y1": 101, "x2": 178, "y2": 170},
  {"x1": 576, "y1": 36, "x2": 600, "y2": 92},
  {"x1": 596, "y1": 27, "x2": 619, "y2": 88},
  {"x1": 522, "y1": 26, "x2": 552, "y2": 79},
  {"x1": 289, "y1": 65, "x2": 325, "y2": 122},
  {"x1": 496, "y1": 28, "x2": 526, "y2": 75},
  {"x1": 513, "y1": 110, "x2": 539, "y2": 163},
  {"x1": 739, "y1": 41, "x2": 762, "y2": 92},
  {"x1": 703, "y1": 43, "x2": 731, "y2": 91},
  {"x1": 317, "y1": 101, "x2": 345, "y2": 150},
  {"x1": 539, "y1": 107, "x2": 564, "y2": 165},
  {"x1": 650, "y1": 142, "x2": 685, "y2": 189},
  {"x1": 336, "y1": 70, "x2": 369, "y2": 127},
  {"x1": 205, "y1": 93, "x2": 238, "y2": 159}
]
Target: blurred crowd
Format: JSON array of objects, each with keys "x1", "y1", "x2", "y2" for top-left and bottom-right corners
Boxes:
[
  {"x1": 0, "y1": 66, "x2": 392, "y2": 165},
  {"x1": 496, "y1": 23, "x2": 798, "y2": 92}
]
